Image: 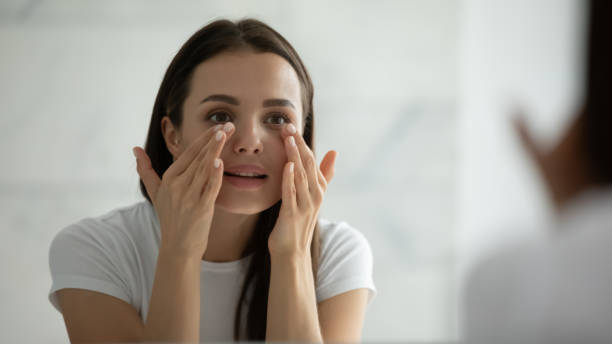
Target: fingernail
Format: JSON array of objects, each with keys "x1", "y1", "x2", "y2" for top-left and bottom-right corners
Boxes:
[
  {"x1": 214, "y1": 158, "x2": 221, "y2": 168},
  {"x1": 288, "y1": 136, "x2": 296, "y2": 146},
  {"x1": 216, "y1": 131, "x2": 224, "y2": 141},
  {"x1": 287, "y1": 123, "x2": 296, "y2": 134},
  {"x1": 223, "y1": 122, "x2": 233, "y2": 133},
  {"x1": 214, "y1": 124, "x2": 223, "y2": 131},
  {"x1": 289, "y1": 162, "x2": 294, "y2": 173}
]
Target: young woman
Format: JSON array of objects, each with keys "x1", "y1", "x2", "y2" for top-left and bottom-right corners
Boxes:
[{"x1": 48, "y1": 19, "x2": 375, "y2": 343}]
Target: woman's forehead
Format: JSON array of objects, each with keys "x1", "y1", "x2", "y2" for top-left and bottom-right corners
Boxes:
[{"x1": 189, "y1": 51, "x2": 302, "y2": 107}]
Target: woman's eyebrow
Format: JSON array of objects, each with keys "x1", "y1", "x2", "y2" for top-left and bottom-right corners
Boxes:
[
  {"x1": 200, "y1": 94, "x2": 239, "y2": 105},
  {"x1": 263, "y1": 98, "x2": 295, "y2": 109},
  {"x1": 199, "y1": 95, "x2": 294, "y2": 110}
]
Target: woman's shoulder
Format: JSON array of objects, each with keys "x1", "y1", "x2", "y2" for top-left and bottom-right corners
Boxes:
[
  {"x1": 316, "y1": 218, "x2": 373, "y2": 274},
  {"x1": 48, "y1": 201, "x2": 155, "y2": 312},
  {"x1": 315, "y1": 218, "x2": 376, "y2": 303},
  {"x1": 317, "y1": 218, "x2": 371, "y2": 254}
]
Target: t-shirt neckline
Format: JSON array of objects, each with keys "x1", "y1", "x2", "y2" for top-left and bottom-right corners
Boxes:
[{"x1": 200, "y1": 253, "x2": 254, "y2": 272}]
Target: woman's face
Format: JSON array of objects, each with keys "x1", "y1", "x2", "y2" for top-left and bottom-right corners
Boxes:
[{"x1": 168, "y1": 50, "x2": 303, "y2": 215}]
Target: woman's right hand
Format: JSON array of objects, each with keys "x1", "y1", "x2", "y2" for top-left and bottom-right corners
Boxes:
[{"x1": 133, "y1": 122, "x2": 234, "y2": 259}]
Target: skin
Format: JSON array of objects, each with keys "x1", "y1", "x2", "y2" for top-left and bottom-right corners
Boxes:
[
  {"x1": 514, "y1": 109, "x2": 595, "y2": 212},
  {"x1": 57, "y1": 50, "x2": 369, "y2": 343}
]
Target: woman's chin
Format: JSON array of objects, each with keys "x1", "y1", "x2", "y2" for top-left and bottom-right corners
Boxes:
[
  {"x1": 214, "y1": 184, "x2": 281, "y2": 215},
  {"x1": 214, "y1": 196, "x2": 279, "y2": 215}
]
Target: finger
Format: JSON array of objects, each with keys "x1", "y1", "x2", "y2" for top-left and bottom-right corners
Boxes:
[
  {"x1": 182, "y1": 123, "x2": 234, "y2": 187},
  {"x1": 280, "y1": 161, "x2": 297, "y2": 212},
  {"x1": 198, "y1": 158, "x2": 224, "y2": 208},
  {"x1": 316, "y1": 150, "x2": 337, "y2": 192},
  {"x1": 513, "y1": 115, "x2": 545, "y2": 168},
  {"x1": 133, "y1": 146, "x2": 161, "y2": 201},
  {"x1": 289, "y1": 128, "x2": 321, "y2": 200},
  {"x1": 163, "y1": 123, "x2": 225, "y2": 179},
  {"x1": 319, "y1": 150, "x2": 337, "y2": 183},
  {"x1": 317, "y1": 168, "x2": 327, "y2": 192},
  {"x1": 284, "y1": 134, "x2": 310, "y2": 208},
  {"x1": 189, "y1": 129, "x2": 228, "y2": 201}
]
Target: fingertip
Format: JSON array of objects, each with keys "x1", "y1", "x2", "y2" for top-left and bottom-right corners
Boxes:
[
  {"x1": 223, "y1": 122, "x2": 234, "y2": 134},
  {"x1": 133, "y1": 147, "x2": 145, "y2": 166},
  {"x1": 514, "y1": 118, "x2": 531, "y2": 143},
  {"x1": 329, "y1": 150, "x2": 338, "y2": 162},
  {"x1": 322, "y1": 150, "x2": 337, "y2": 167},
  {"x1": 512, "y1": 115, "x2": 524, "y2": 130},
  {"x1": 279, "y1": 123, "x2": 296, "y2": 138},
  {"x1": 287, "y1": 123, "x2": 297, "y2": 135},
  {"x1": 288, "y1": 161, "x2": 295, "y2": 173}
]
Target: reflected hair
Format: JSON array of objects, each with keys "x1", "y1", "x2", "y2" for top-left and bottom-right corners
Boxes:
[
  {"x1": 583, "y1": 0, "x2": 612, "y2": 184},
  {"x1": 137, "y1": 19, "x2": 320, "y2": 340}
]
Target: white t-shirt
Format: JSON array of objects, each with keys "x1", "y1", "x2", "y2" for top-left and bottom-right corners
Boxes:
[{"x1": 48, "y1": 201, "x2": 376, "y2": 341}]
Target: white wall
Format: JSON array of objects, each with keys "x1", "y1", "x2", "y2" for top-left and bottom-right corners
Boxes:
[{"x1": 456, "y1": 0, "x2": 586, "y2": 336}]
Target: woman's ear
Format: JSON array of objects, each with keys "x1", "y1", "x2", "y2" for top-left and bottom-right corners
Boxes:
[{"x1": 161, "y1": 116, "x2": 182, "y2": 159}]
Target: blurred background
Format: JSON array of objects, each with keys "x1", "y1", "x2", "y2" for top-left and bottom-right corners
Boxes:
[{"x1": 0, "y1": 0, "x2": 585, "y2": 342}]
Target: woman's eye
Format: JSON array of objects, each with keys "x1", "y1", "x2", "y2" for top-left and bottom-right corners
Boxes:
[
  {"x1": 208, "y1": 112, "x2": 232, "y2": 123},
  {"x1": 265, "y1": 113, "x2": 289, "y2": 125}
]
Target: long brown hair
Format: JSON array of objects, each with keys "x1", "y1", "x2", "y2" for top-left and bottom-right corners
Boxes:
[{"x1": 138, "y1": 19, "x2": 321, "y2": 340}]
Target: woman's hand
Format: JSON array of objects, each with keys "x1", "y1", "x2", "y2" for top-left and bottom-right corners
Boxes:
[
  {"x1": 133, "y1": 122, "x2": 234, "y2": 259},
  {"x1": 268, "y1": 123, "x2": 337, "y2": 257}
]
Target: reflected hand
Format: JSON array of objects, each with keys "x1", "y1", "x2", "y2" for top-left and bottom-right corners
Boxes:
[{"x1": 513, "y1": 111, "x2": 590, "y2": 210}]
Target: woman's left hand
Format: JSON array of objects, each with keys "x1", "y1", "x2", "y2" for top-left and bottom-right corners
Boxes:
[{"x1": 268, "y1": 123, "x2": 337, "y2": 258}]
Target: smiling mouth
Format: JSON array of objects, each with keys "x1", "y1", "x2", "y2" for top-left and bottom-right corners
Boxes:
[{"x1": 223, "y1": 172, "x2": 267, "y2": 179}]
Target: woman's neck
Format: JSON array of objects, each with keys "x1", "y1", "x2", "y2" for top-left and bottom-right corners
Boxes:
[{"x1": 201, "y1": 208, "x2": 258, "y2": 262}]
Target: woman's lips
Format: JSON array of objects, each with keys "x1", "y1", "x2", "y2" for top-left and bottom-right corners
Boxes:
[
  {"x1": 223, "y1": 174, "x2": 267, "y2": 189},
  {"x1": 224, "y1": 164, "x2": 266, "y2": 175},
  {"x1": 223, "y1": 164, "x2": 267, "y2": 190}
]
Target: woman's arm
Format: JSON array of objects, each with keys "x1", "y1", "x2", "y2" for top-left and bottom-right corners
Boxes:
[
  {"x1": 267, "y1": 252, "x2": 369, "y2": 343},
  {"x1": 267, "y1": 123, "x2": 346, "y2": 342},
  {"x1": 57, "y1": 252, "x2": 202, "y2": 343},
  {"x1": 267, "y1": 253, "x2": 322, "y2": 342},
  {"x1": 135, "y1": 123, "x2": 234, "y2": 342},
  {"x1": 317, "y1": 289, "x2": 369, "y2": 342},
  {"x1": 142, "y1": 250, "x2": 202, "y2": 342},
  {"x1": 57, "y1": 289, "x2": 146, "y2": 343}
]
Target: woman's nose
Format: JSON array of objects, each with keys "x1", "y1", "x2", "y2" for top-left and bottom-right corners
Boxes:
[{"x1": 231, "y1": 124, "x2": 264, "y2": 155}]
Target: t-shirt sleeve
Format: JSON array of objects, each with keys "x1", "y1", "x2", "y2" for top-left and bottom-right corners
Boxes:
[
  {"x1": 48, "y1": 221, "x2": 133, "y2": 313},
  {"x1": 315, "y1": 221, "x2": 376, "y2": 305}
]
